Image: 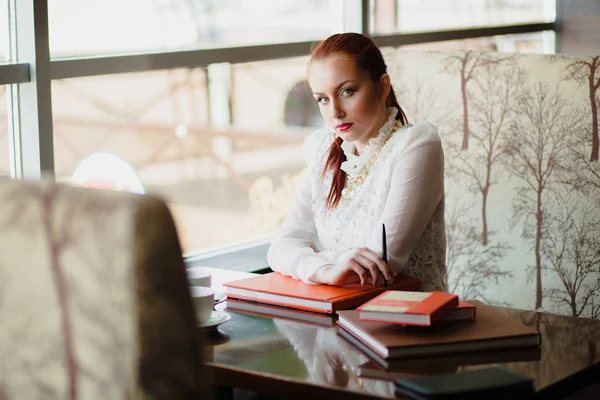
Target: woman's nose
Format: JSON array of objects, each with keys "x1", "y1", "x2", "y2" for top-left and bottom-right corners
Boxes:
[{"x1": 331, "y1": 102, "x2": 345, "y2": 119}]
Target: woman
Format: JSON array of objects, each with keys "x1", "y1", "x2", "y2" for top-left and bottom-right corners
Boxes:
[{"x1": 267, "y1": 33, "x2": 446, "y2": 292}]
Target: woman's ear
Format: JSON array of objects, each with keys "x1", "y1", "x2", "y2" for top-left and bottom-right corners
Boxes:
[{"x1": 379, "y1": 73, "x2": 391, "y2": 103}]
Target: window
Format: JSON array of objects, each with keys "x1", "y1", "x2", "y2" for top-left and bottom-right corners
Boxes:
[
  {"x1": 48, "y1": 0, "x2": 335, "y2": 58},
  {"x1": 52, "y1": 68, "x2": 209, "y2": 251},
  {"x1": 0, "y1": 85, "x2": 8, "y2": 177},
  {"x1": 227, "y1": 58, "x2": 313, "y2": 250},
  {"x1": 51, "y1": 59, "x2": 315, "y2": 254},
  {"x1": 0, "y1": 0, "x2": 8, "y2": 61},
  {"x1": 371, "y1": 0, "x2": 555, "y2": 35}
]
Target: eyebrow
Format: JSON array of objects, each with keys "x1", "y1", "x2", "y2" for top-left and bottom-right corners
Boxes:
[{"x1": 312, "y1": 80, "x2": 357, "y2": 96}]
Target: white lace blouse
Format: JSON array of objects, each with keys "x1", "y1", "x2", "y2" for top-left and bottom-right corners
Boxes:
[{"x1": 267, "y1": 108, "x2": 447, "y2": 292}]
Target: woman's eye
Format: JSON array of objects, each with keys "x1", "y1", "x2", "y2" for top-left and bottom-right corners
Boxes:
[
  {"x1": 317, "y1": 97, "x2": 329, "y2": 104},
  {"x1": 341, "y1": 88, "x2": 355, "y2": 96}
]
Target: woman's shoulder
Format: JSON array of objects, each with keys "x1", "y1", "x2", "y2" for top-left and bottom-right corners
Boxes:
[
  {"x1": 391, "y1": 119, "x2": 441, "y2": 150},
  {"x1": 405, "y1": 120, "x2": 440, "y2": 141},
  {"x1": 302, "y1": 127, "x2": 334, "y2": 166}
]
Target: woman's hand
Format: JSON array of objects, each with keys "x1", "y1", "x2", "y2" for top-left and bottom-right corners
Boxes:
[{"x1": 310, "y1": 247, "x2": 395, "y2": 286}]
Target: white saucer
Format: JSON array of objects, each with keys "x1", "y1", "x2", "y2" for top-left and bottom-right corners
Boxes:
[{"x1": 199, "y1": 310, "x2": 231, "y2": 330}]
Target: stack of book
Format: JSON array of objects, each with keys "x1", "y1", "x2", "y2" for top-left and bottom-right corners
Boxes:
[
  {"x1": 336, "y1": 291, "x2": 541, "y2": 369},
  {"x1": 355, "y1": 290, "x2": 474, "y2": 326},
  {"x1": 223, "y1": 272, "x2": 421, "y2": 314}
]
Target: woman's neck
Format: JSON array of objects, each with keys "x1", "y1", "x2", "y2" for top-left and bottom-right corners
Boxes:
[{"x1": 354, "y1": 110, "x2": 390, "y2": 155}]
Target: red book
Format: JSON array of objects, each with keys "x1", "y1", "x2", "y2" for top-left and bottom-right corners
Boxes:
[
  {"x1": 357, "y1": 291, "x2": 459, "y2": 326},
  {"x1": 223, "y1": 272, "x2": 421, "y2": 314}
]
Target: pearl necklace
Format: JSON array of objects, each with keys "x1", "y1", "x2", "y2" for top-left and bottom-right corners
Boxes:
[{"x1": 341, "y1": 119, "x2": 402, "y2": 200}]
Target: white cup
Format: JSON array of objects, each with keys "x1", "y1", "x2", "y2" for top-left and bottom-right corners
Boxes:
[
  {"x1": 190, "y1": 286, "x2": 214, "y2": 325},
  {"x1": 186, "y1": 267, "x2": 212, "y2": 287}
]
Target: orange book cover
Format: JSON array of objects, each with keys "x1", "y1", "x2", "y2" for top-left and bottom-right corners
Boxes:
[
  {"x1": 357, "y1": 291, "x2": 459, "y2": 326},
  {"x1": 223, "y1": 272, "x2": 421, "y2": 314}
]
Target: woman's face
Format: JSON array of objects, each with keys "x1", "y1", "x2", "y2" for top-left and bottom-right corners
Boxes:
[{"x1": 308, "y1": 53, "x2": 389, "y2": 150}]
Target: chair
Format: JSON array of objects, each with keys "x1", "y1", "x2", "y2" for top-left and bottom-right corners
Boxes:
[{"x1": 0, "y1": 179, "x2": 209, "y2": 399}]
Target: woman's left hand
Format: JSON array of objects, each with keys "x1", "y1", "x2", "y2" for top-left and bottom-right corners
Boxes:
[{"x1": 311, "y1": 247, "x2": 394, "y2": 286}]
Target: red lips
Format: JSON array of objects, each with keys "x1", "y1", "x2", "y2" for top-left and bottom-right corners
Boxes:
[{"x1": 336, "y1": 123, "x2": 353, "y2": 132}]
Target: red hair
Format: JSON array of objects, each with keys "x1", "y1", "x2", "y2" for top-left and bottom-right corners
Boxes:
[{"x1": 309, "y1": 33, "x2": 408, "y2": 209}]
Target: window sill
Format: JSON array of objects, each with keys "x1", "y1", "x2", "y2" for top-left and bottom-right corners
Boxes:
[{"x1": 184, "y1": 235, "x2": 273, "y2": 274}]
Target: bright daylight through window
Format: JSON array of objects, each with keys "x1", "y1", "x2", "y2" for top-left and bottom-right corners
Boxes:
[
  {"x1": 371, "y1": 0, "x2": 556, "y2": 34},
  {"x1": 0, "y1": 0, "x2": 8, "y2": 61},
  {"x1": 1, "y1": 0, "x2": 10, "y2": 177},
  {"x1": 48, "y1": 0, "x2": 332, "y2": 57},
  {"x1": 0, "y1": 86, "x2": 8, "y2": 178},
  {"x1": 51, "y1": 57, "x2": 316, "y2": 254}
]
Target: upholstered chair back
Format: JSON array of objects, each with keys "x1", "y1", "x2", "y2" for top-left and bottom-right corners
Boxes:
[{"x1": 0, "y1": 179, "x2": 208, "y2": 399}]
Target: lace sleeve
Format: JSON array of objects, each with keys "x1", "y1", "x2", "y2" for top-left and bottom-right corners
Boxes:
[{"x1": 365, "y1": 121, "x2": 444, "y2": 276}]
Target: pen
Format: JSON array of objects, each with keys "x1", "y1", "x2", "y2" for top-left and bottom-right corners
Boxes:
[{"x1": 382, "y1": 223, "x2": 388, "y2": 287}]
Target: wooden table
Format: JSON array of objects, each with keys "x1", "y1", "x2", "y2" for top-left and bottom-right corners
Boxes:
[{"x1": 197, "y1": 267, "x2": 600, "y2": 399}]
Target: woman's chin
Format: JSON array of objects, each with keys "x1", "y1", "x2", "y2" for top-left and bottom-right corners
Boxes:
[{"x1": 337, "y1": 132, "x2": 356, "y2": 142}]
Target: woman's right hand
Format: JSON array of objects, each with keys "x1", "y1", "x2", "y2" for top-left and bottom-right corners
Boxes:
[{"x1": 310, "y1": 247, "x2": 395, "y2": 286}]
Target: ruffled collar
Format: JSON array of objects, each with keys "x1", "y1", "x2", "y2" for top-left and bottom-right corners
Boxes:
[{"x1": 340, "y1": 107, "x2": 398, "y2": 175}]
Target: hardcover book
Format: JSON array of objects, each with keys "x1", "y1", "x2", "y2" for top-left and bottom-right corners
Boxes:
[
  {"x1": 337, "y1": 300, "x2": 540, "y2": 359},
  {"x1": 225, "y1": 298, "x2": 336, "y2": 327},
  {"x1": 357, "y1": 291, "x2": 459, "y2": 326},
  {"x1": 223, "y1": 272, "x2": 421, "y2": 314}
]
